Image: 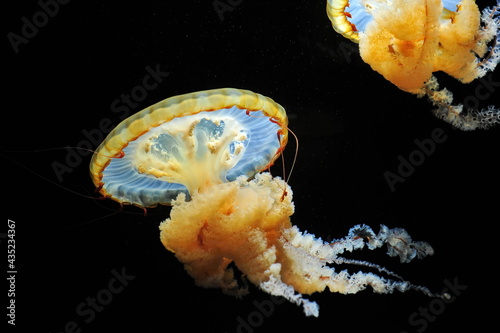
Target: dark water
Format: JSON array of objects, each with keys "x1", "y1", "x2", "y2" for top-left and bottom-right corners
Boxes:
[{"x1": 4, "y1": 1, "x2": 499, "y2": 332}]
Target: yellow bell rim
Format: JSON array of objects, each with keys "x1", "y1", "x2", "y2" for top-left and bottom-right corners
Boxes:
[{"x1": 89, "y1": 88, "x2": 289, "y2": 198}]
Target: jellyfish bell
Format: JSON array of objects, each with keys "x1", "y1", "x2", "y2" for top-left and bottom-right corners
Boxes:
[
  {"x1": 327, "y1": 0, "x2": 500, "y2": 130},
  {"x1": 89, "y1": 88, "x2": 288, "y2": 208}
]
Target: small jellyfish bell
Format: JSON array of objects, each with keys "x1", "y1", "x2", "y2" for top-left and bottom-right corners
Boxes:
[
  {"x1": 327, "y1": 0, "x2": 500, "y2": 130},
  {"x1": 91, "y1": 88, "x2": 445, "y2": 317}
]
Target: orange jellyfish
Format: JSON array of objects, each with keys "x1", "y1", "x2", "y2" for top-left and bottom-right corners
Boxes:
[
  {"x1": 327, "y1": 0, "x2": 500, "y2": 130},
  {"x1": 90, "y1": 88, "x2": 444, "y2": 317}
]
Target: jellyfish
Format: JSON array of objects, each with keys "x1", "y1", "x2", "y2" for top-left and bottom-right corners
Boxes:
[
  {"x1": 327, "y1": 0, "x2": 500, "y2": 130},
  {"x1": 90, "y1": 88, "x2": 444, "y2": 317}
]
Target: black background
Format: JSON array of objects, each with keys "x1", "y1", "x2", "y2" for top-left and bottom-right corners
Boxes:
[{"x1": 3, "y1": 1, "x2": 499, "y2": 332}]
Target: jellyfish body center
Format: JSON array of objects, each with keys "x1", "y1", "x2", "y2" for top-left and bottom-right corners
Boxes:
[
  {"x1": 133, "y1": 112, "x2": 249, "y2": 194},
  {"x1": 358, "y1": 0, "x2": 441, "y2": 93},
  {"x1": 159, "y1": 173, "x2": 294, "y2": 289}
]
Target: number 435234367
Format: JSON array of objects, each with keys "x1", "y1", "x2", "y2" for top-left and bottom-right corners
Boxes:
[{"x1": 7, "y1": 219, "x2": 15, "y2": 270}]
